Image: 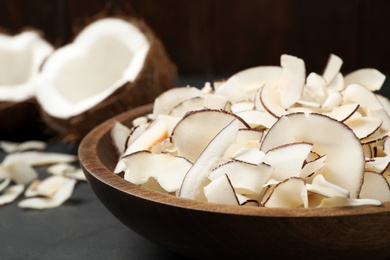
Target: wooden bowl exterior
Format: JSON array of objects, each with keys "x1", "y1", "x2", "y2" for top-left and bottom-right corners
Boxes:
[{"x1": 79, "y1": 103, "x2": 390, "y2": 260}]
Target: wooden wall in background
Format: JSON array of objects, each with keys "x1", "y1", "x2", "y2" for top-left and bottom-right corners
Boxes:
[{"x1": 1, "y1": 0, "x2": 390, "y2": 75}]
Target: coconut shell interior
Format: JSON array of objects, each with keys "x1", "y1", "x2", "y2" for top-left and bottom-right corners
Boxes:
[{"x1": 39, "y1": 19, "x2": 177, "y2": 142}]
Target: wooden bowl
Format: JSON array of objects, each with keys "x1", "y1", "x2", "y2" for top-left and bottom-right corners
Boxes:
[{"x1": 79, "y1": 104, "x2": 390, "y2": 260}]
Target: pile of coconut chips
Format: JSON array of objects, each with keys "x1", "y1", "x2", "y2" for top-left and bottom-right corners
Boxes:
[
  {"x1": 112, "y1": 54, "x2": 390, "y2": 208},
  {"x1": 0, "y1": 140, "x2": 85, "y2": 209}
]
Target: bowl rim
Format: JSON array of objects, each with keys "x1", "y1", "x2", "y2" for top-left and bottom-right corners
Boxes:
[{"x1": 79, "y1": 103, "x2": 390, "y2": 218}]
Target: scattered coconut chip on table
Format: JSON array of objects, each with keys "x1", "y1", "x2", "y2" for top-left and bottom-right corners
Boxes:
[
  {"x1": 18, "y1": 178, "x2": 77, "y2": 210},
  {"x1": 0, "y1": 184, "x2": 25, "y2": 206},
  {"x1": 0, "y1": 139, "x2": 85, "y2": 209},
  {"x1": 2, "y1": 151, "x2": 77, "y2": 166},
  {"x1": 0, "y1": 140, "x2": 47, "y2": 153}
]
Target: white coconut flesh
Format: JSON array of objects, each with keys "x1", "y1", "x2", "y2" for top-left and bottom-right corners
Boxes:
[
  {"x1": 0, "y1": 31, "x2": 53, "y2": 101},
  {"x1": 36, "y1": 18, "x2": 150, "y2": 119},
  {"x1": 110, "y1": 53, "x2": 390, "y2": 208},
  {"x1": 261, "y1": 113, "x2": 365, "y2": 198}
]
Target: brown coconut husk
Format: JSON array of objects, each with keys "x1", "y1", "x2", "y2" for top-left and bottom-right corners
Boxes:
[
  {"x1": 0, "y1": 28, "x2": 54, "y2": 142},
  {"x1": 0, "y1": 99, "x2": 54, "y2": 141},
  {"x1": 38, "y1": 17, "x2": 177, "y2": 143}
]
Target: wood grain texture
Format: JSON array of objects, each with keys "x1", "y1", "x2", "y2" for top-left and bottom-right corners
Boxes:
[
  {"x1": 1, "y1": 1, "x2": 390, "y2": 74},
  {"x1": 79, "y1": 104, "x2": 390, "y2": 260}
]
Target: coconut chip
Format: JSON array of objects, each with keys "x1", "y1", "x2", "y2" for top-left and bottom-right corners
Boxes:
[
  {"x1": 111, "y1": 53, "x2": 390, "y2": 209},
  {"x1": 18, "y1": 177, "x2": 76, "y2": 209},
  {"x1": 0, "y1": 140, "x2": 83, "y2": 209},
  {"x1": 0, "y1": 184, "x2": 25, "y2": 206},
  {"x1": 2, "y1": 151, "x2": 77, "y2": 166},
  {"x1": 0, "y1": 140, "x2": 47, "y2": 153}
]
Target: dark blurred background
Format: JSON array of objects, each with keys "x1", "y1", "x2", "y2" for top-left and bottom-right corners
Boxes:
[{"x1": 1, "y1": 0, "x2": 390, "y2": 76}]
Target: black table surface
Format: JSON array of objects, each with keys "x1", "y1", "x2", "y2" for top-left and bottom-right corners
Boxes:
[
  {"x1": 2, "y1": 74, "x2": 390, "y2": 260},
  {"x1": 0, "y1": 76, "x2": 218, "y2": 260}
]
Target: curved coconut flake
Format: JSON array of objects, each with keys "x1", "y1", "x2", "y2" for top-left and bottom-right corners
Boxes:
[
  {"x1": 261, "y1": 113, "x2": 365, "y2": 198},
  {"x1": 201, "y1": 82, "x2": 213, "y2": 94},
  {"x1": 24, "y1": 180, "x2": 41, "y2": 198},
  {"x1": 169, "y1": 96, "x2": 205, "y2": 117},
  {"x1": 254, "y1": 87, "x2": 265, "y2": 112},
  {"x1": 363, "y1": 143, "x2": 373, "y2": 159},
  {"x1": 111, "y1": 121, "x2": 131, "y2": 156},
  {"x1": 0, "y1": 184, "x2": 25, "y2": 206},
  {"x1": 326, "y1": 73, "x2": 345, "y2": 93},
  {"x1": 179, "y1": 119, "x2": 239, "y2": 200},
  {"x1": 236, "y1": 193, "x2": 260, "y2": 207},
  {"x1": 365, "y1": 156, "x2": 390, "y2": 174},
  {"x1": 0, "y1": 30, "x2": 53, "y2": 102},
  {"x1": 322, "y1": 54, "x2": 343, "y2": 84},
  {"x1": 2, "y1": 151, "x2": 77, "y2": 167},
  {"x1": 317, "y1": 196, "x2": 381, "y2": 208},
  {"x1": 33, "y1": 175, "x2": 71, "y2": 197},
  {"x1": 344, "y1": 68, "x2": 386, "y2": 91},
  {"x1": 383, "y1": 137, "x2": 390, "y2": 156},
  {"x1": 139, "y1": 177, "x2": 170, "y2": 194},
  {"x1": 360, "y1": 130, "x2": 389, "y2": 145},
  {"x1": 343, "y1": 83, "x2": 384, "y2": 111},
  {"x1": 122, "y1": 151, "x2": 192, "y2": 192},
  {"x1": 127, "y1": 124, "x2": 147, "y2": 147},
  {"x1": 64, "y1": 168, "x2": 85, "y2": 181},
  {"x1": 262, "y1": 177, "x2": 308, "y2": 208},
  {"x1": 114, "y1": 124, "x2": 148, "y2": 174},
  {"x1": 47, "y1": 163, "x2": 86, "y2": 181},
  {"x1": 214, "y1": 66, "x2": 282, "y2": 103},
  {"x1": 259, "y1": 84, "x2": 286, "y2": 118},
  {"x1": 277, "y1": 54, "x2": 305, "y2": 108},
  {"x1": 235, "y1": 110, "x2": 277, "y2": 129},
  {"x1": 306, "y1": 174, "x2": 349, "y2": 198},
  {"x1": 232, "y1": 147, "x2": 265, "y2": 165},
  {"x1": 123, "y1": 117, "x2": 169, "y2": 156},
  {"x1": 132, "y1": 116, "x2": 149, "y2": 127},
  {"x1": 230, "y1": 102, "x2": 255, "y2": 113},
  {"x1": 300, "y1": 154, "x2": 327, "y2": 180},
  {"x1": 304, "y1": 72, "x2": 327, "y2": 104},
  {"x1": 368, "y1": 108, "x2": 390, "y2": 131},
  {"x1": 18, "y1": 177, "x2": 76, "y2": 209},
  {"x1": 321, "y1": 91, "x2": 343, "y2": 112},
  {"x1": 171, "y1": 109, "x2": 249, "y2": 163},
  {"x1": 47, "y1": 163, "x2": 76, "y2": 175},
  {"x1": 0, "y1": 177, "x2": 11, "y2": 193},
  {"x1": 209, "y1": 161, "x2": 272, "y2": 194},
  {"x1": 377, "y1": 94, "x2": 390, "y2": 113},
  {"x1": 224, "y1": 129, "x2": 263, "y2": 158},
  {"x1": 260, "y1": 115, "x2": 296, "y2": 152},
  {"x1": 295, "y1": 99, "x2": 321, "y2": 109},
  {"x1": 156, "y1": 115, "x2": 181, "y2": 136},
  {"x1": 359, "y1": 171, "x2": 390, "y2": 201},
  {"x1": 0, "y1": 140, "x2": 47, "y2": 153},
  {"x1": 345, "y1": 117, "x2": 382, "y2": 140},
  {"x1": 204, "y1": 174, "x2": 239, "y2": 206},
  {"x1": 203, "y1": 93, "x2": 229, "y2": 110},
  {"x1": 6, "y1": 161, "x2": 38, "y2": 185},
  {"x1": 325, "y1": 104, "x2": 360, "y2": 122},
  {"x1": 153, "y1": 86, "x2": 202, "y2": 117},
  {"x1": 287, "y1": 106, "x2": 317, "y2": 115},
  {"x1": 263, "y1": 142, "x2": 313, "y2": 181}
]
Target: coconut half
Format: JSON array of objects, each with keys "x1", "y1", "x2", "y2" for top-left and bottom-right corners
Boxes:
[
  {"x1": 0, "y1": 30, "x2": 54, "y2": 140},
  {"x1": 36, "y1": 17, "x2": 177, "y2": 141}
]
